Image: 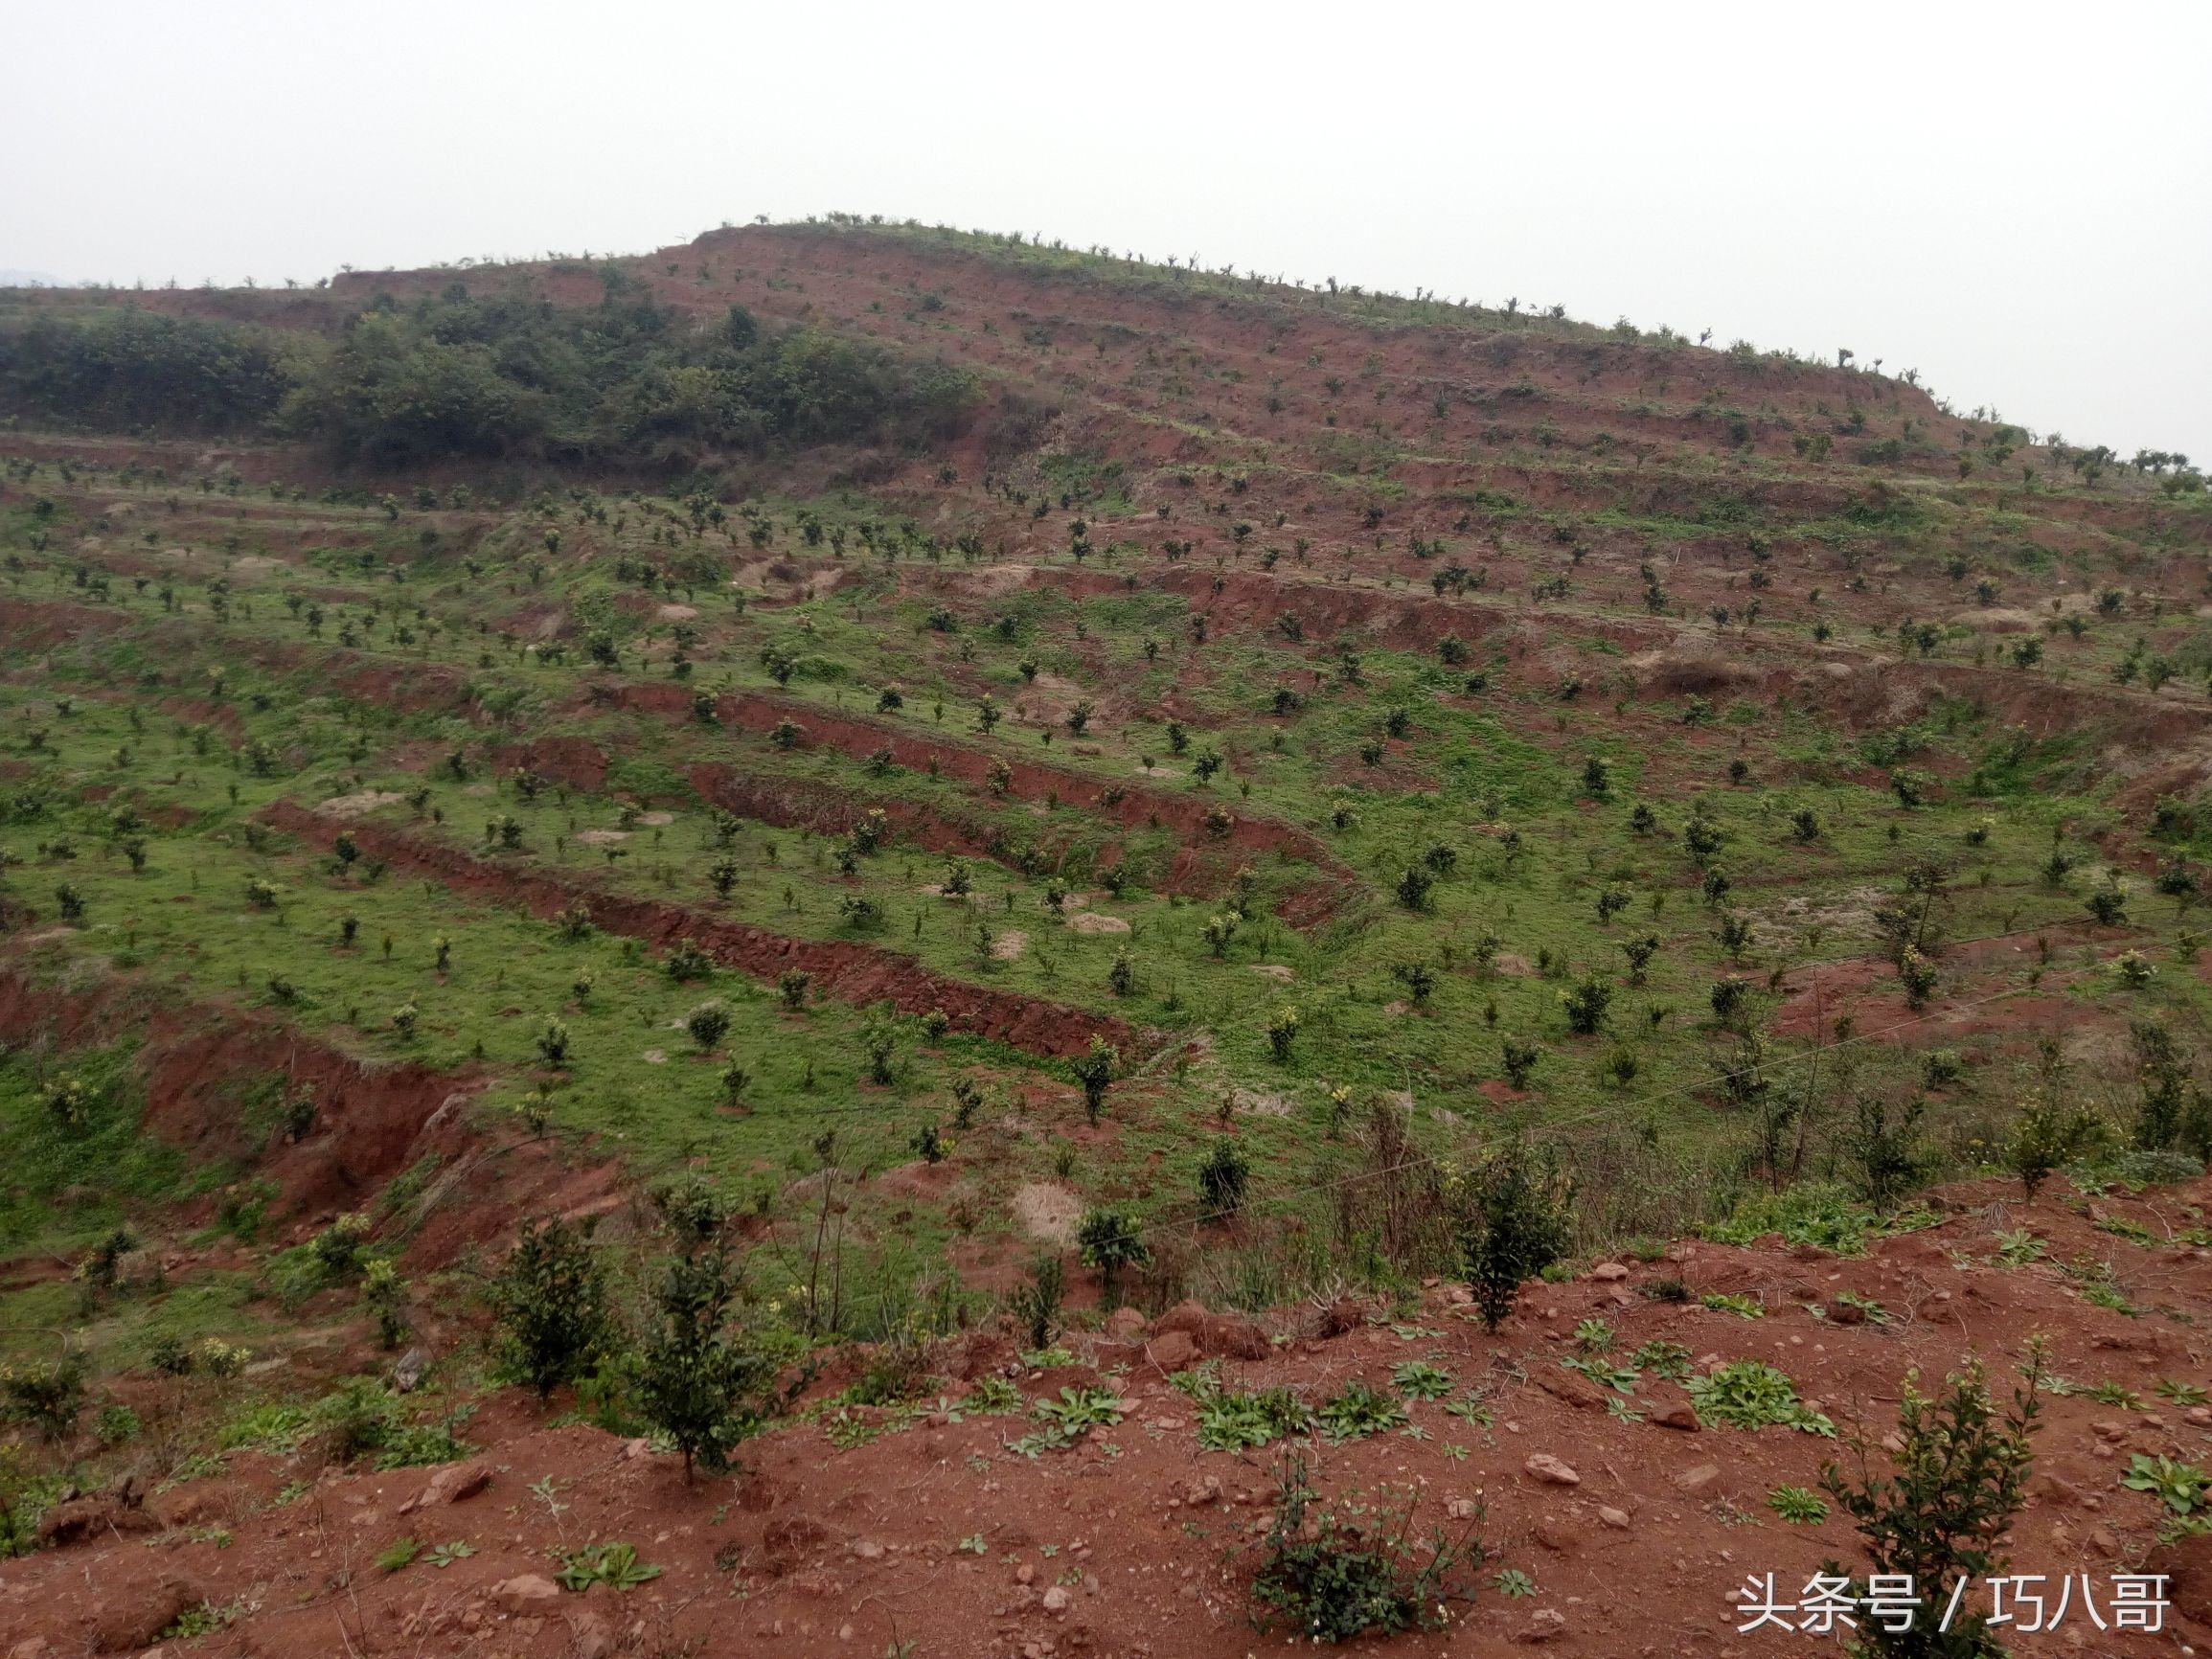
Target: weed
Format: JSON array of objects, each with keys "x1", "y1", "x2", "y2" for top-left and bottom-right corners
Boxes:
[
  {"x1": 1686, "y1": 1362, "x2": 1835, "y2": 1435},
  {"x1": 557, "y1": 1540, "x2": 663, "y2": 1591},
  {"x1": 1767, "y1": 1485, "x2": 1829, "y2": 1524},
  {"x1": 1317, "y1": 1380, "x2": 1409, "y2": 1443},
  {"x1": 1246, "y1": 1453, "x2": 1477, "y2": 1641}
]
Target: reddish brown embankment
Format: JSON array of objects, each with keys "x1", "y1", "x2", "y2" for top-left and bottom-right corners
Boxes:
[{"x1": 261, "y1": 802, "x2": 1144, "y2": 1061}]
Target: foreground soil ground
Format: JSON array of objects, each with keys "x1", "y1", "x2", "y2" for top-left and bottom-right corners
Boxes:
[{"x1": 5, "y1": 1173, "x2": 2210, "y2": 1658}]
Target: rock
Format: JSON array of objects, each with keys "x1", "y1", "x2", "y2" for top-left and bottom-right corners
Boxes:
[
  {"x1": 1536, "y1": 1369, "x2": 1607, "y2": 1412},
  {"x1": 2029, "y1": 1472, "x2": 2082, "y2": 1508},
  {"x1": 1446, "y1": 1497, "x2": 1480, "y2": 1520},
  {"x1": 1103, "y1": 1307, "x2": 1147, "y2": 1341},
  {"x1": 391, "y1": 1347, "x2": 429, "y2": 1391},
  {"x1": 400, "y1": 1458, "x2": 492, "y2": 1513},
  {"x1": 1512, "y1": 1608, "x2": 1568, "y2": 1644},
  {"x1": 1827, "y1": 1300, "x2": 1867, "y2": 1327},
  {"x1": 1533, "y1": 1514, "x2": 1580, "y2": 1554},
  {"x1": 1179, "y1": 1476, "x2": 1222, "y2": 1507},
  {"x1": 2089, "y1": 1526, "x2": 2119, "y2": 1557},
  {"x1": 1154, "y1": 1299, "x2": 1209, "y2": 1337},
  {"x1": 1015, "y1": 1564, "x2": 1036, "y2": 1585},
  {"x1": 1650, "y1": 1400, "x2": 1700, "y2": 1432},
  {"x1": 1041, "y1": 1585, "x2": 1073, "y2": 1613},
  {"x1": 2145, "y1": 1528, "x2": 2212, "y2": 1625},
  {"x1": 86, "y1": 1578, "x2": 195, "y2": 1653},
  {"x1": 852, "y1": 1539, "x2": 885, "y2": 1560},
  {"x1": 1522, "y1": 1454, "x2": 1580, "y2": 1487},
  {"x1": 1674, "y1": 1463, "x2": 1722, "y2": 1494},
  {"x1": 38, "y1": 1494, "x2": 160, "y2": 1548},
  {"x1": 1146, "y1": 1329, "x2": 1201, "y2": 1372},
  {"x1": 2188, "y1": 1406, "x2": 2212, "y2": 1427},
  {"x1": 1313, "y1": 1298, "x2": 1364, "y2": 1338},
  {"x1": 1590, "y1": 1262, "x2": 1630, "y2": 1281},
  {"x1": 1208, "y1": 1314, "x2": 1271, "y2": 1360},
  {"x1": 492, "y1": 1575, "x2": 562, "y2": 1614},
  {"x1": 1597, "y1": 1506, "x2": 1630, "y2": 1530},
  {"x1": 1879, "y1": 1432, "x2": 1906, "y2": 1454},
  {"x1": 566, "y1": 1609, "x2": 613, "y2": 1659}
]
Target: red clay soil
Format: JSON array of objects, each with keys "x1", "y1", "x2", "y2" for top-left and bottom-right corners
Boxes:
[
  {"x1": 502, "y1": 742, "x2": 1276, "y2": 915},
  {"x1": 7, "y1": 1174, "x2": 2209, "y2": 1658},
  {"x1": 0, "y1": 964, "x2": 478, "y2": 1223},
  {"x1": 637, "y1": 680, "x2": 1320, "y2": 859},
  {"x1": 260, "y1": 801, "x2": 1143, "y2": 1062},
  {"x1": 605, "y1": 681, "x2": 1358, "y2": 918},
  {"x1": 690, "y1": 761, "x2": 1055, "y2": 862}
]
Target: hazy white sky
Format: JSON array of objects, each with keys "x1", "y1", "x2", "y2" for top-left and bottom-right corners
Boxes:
[{"x1": 6, "y1": 0, "x2": 2206, "y2": 461}]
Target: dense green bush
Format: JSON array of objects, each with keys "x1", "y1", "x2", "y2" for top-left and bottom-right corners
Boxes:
[
  {"x1": 1, "y1": 286, "x2": 978, "y2": 472},
  {"x1": 0, "y1": 309, "x2": 290, "y2": 432}
]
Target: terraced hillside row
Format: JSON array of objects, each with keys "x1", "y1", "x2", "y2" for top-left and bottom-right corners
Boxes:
[{"x1": 0, "y1": 219, "x2": 2209, "y2": 1657}]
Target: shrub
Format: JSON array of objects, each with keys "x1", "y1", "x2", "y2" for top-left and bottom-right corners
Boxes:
[
  {"x1": 685, "y1": 1001, "x2": 731, "y2": 1052},
  {"x1": 149, "y1": 1335, "x2": 194, "y2": 1378},
  {"x1": 1266, "y1": 1007, "x2": 1299, "y2": 1062},
  {"x1": 665, "y1": 938, "x2": 714, "y2": 981},
  {"x1": 1391, "y1": 960, "x2": 1436, "y2": 1005},
  {"x1": 638, "y1": 1242, "x2": 779, "y2": 1484},
  {"x1": 1197, "y1": 1140, "x2": 1252, "y2": 1220},
  {"x1": 1842, "y1": 1097, "x2": 1935, "y2": 1210},
  {"x1": 490, "y1": 1217, "x2": 615, "y2": 1397},
  {"x1": 1560, "y1": 973, "x2": 1611, "y2": 1035},
  {"x1": 2084, "y1": 877, "x2": 2129, "y2": 927},
  {"x1": 1069, "y1": 1034, "x2": 1118, "y2": 1124},
  {"x1": 536, "y1": 1018, "x2": 572, "y2": 1067},
  {"x1": 0, "y1": 1350, "x2": 85, "y2": 1442},
  {"x1": 1107, "y1": 949, "x2": 1134, "y2": 996},
  {"x1": 837, "y1": 893, "x2": 884, "y2": 929},
  {"x1": 310, "y1": 1212, "x2": 372, "y2": 1279},
  {"x1": 1009, "y1": 1252, "x2": 1065, "y2": 1350},
  {"x1": 1819, "y1": 1348, "x2": 2046, "y2": 1658},
  {"x1": 1076, "y1": 1208, "x2": 1151, "y2": 1306},
  {"x1": 777, "y1": 970, "x2": 810, "y2": 1011},
  {"x1": 1897, "y1": 947, "x2": 1938, "y2": 1010},
  {"x1": 362, "y1": 1258, "x2": 410, "y2": 1350},
  {"x1": 2006, "y1": 1094, "x2": 2106, "y2": 1198},
  {"x1": 1456, "y1": 1139, "x2": 1574, "y2": 1330},
  {"x1": 1247, "y1": 1453, "x2": 1475, "y2": 1643},
  {"x1": 859, "y1": 1017, "x2": 899, "y2": 1085},
  {"x1": 1499, "y1": 1036, "x2": 1540, "y2": 1090}
]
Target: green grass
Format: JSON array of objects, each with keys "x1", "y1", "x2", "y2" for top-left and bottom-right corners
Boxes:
[{"x1": 2, "y1": 393, "x2": 2210, "y2": 1407}]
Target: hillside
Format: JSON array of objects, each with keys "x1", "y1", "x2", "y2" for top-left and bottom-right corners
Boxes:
[{"x1": 0, "y1": 218, "x2": 2209, "y2": 1657}]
